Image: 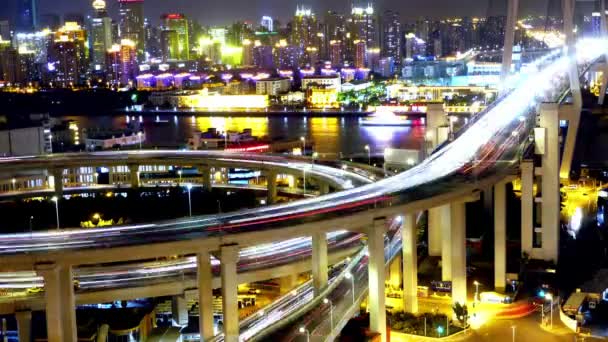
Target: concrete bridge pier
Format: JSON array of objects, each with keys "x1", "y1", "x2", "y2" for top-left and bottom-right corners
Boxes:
[
  {"x1": 36, "y1": 263, "x2": 77, "y2": 342},
  {"x1": 220, "y1": 244, "x2": 240, "y2": 342},
  {"x1": 402, "y1": 213, "x2": 418, "y2": 313},
  {"x1": 15, "y1": 310, "x2": 31, "y2": 342},
  {"x1": 128, "y1": 164, "x2": 140, "y2": 188},
  {"x1": 440, "y1": 205, "x2": 452, "y2": 281},
  {"x1": 427, "y1": 208, "x2": 442, "y2": 256},
  {"x1": 494, "y1": 180, "x2": 508, "y2": 292},
  {"x1": 520, "y1": 160, "x2": 534, "y2": 257},
  {"x1": 197, "y1": 251, "x2": 214, "y2": 341},
  {"x1": 265, "y1": 171, "x2": 277, "y2": 204},
  {"x1": 312, "y1": 232, "x2": 328, "y2": 296},
  {"x1": 50, "y1": 168, "x2": 63, "y2": 196},
  {"x1": 278, "y1": 274, "x2": 299, "y2": 294},
  {"x1": 171, "y1": 295, "x2": 188, "y2": 326},
  {"x1": 450, "y1": 201, "x2": 467, "y2": 306},
  {"x1": 539, "y1": 103, "x2": 560, "y2": 263},
  {"x1": 368, "y1": 218, "x2": 387, "y2": 342}
]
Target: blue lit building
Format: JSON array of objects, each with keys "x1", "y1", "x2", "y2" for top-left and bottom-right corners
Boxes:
[{"x1": 16, "y1": 0, "x2": 38, "y2": 31}]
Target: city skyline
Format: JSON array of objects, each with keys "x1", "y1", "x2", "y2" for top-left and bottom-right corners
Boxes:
[{"x1": 0, "y1": 0, "x2": 562, "y2": 27}]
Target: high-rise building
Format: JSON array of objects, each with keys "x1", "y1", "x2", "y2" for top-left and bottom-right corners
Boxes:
[
  {"x1": 47, "y1": 22, "x2": 88, "y2": 86},
  {"x1": 161, "y1": 13, "x2": 189, "y2": 61},
  {"x1": 106, "y1": 39, "x2": 137, "y2": 85},
  {"x1": 0, "y1": 21, "x2": 10, "y2": 41},
  {"x1": 90, "y1": 0, "x2": 113, "y2": 71},
  {"x1": 291, "y1": 6, "x2": 319, "y2": 65},
  {"x1": 14, "y1": 30, "x2": 52, "y2": 64},
  {"x1": 16, "y1": 0, "x2": 38, "y2": 31},
  {"x1": 253, "y1": 43, "x2": 273, "y2": 69},
  {"x1": 0, "y1": 38, "x2": 22, "y2": 84},
  {"x1": 349, "y1": 4, "x2": 377, "y2": 50},
  {"x1": 592, "y1": 12, "x2": 602, "y2": 37},
  {"x1": 261, "y1": 16, "x2": 273, "y2": 32},
  {"x1": 144, "y1": 19, "x2": 161, "y2": 59},
  {"x1": 381, "y1": 10, "x2": 401, "y2": 65},
  {"x1": 242, "y1": 39, "x2": 254, "y2": 66},
  {"x1": 329, "y1": 40, "x2": 343, "y2": 67},
  {"x1": 353, "y1": 40, "x2": 366, "y2": 68},
  {"x1": 227, "y1": 21, "x2": 251, "y2": 47},
  {"x1": 118, "y1": 0, "x2": 145, "y2": 60},
  {"x1": 275, "y1": 39, "x2": 299, "y2": 69}
]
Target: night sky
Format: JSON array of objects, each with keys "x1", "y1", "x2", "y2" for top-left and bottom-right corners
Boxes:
[{"x1": 1, "y1": 0, "x2": 566, "y2": 26}]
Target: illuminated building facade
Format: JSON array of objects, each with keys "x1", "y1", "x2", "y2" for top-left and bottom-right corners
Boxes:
[
  {"x1": 90, "y1": 0, "x2": 113, "y2": 71},
  {"x1": 349, "y1": 4, "x2": 377, "y2": 52},
  {"x1": 329, "y1": 40, "x2": 344, "y2": 67},
  {"x1": 261, "y1": 16, "x2": 273, "y2": 32},
  {"x1": 275, "y1": 40, "x2": 299, "y2": 69},
  {"x1": 291, "y1": 6, "x2": 319, "y2": 65},
  {"x1": 323, "y1": 11, "x2": 347, "y2": 59},
  {"x1": 106, "y1": 39, "x2": 137, "y2": 85},
  {"x1": 14, "y1": 30, "x2": 52, "y2": 64},
  {"x1": 47, "y1": 22, "x2": 88, "y2": 86},
  {"x1": 242, "y1": 39, "x2": 254, "y2": 66},
  {"x1": 307, "y1": 87, "x2": 339, "y2": 108},
  {"x1": 161, "y1": 13, "x2": 189, "y2": 61},
  {"x1": 381, "y1": 10, "x2": 401, "y2": 65},
  {"x1": 354, "y1": 40, "x2": 367, "y2": 68},
  {"x1": 301, "y1": 75, "x2": 341, "y2": 91},
  {"x1": 0, "y1": 39, "x2": 22, "y2": 84},
  {"x1": 253, "y1": 44, "x2": 274, "y2": 69},
  {"x1": 118, "y1": 0, "x2": 145, "y2": 60}
]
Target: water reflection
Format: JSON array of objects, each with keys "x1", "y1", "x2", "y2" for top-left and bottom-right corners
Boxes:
[{"x1": 59, "y1": 114, "x2": 425, "y2": 156}]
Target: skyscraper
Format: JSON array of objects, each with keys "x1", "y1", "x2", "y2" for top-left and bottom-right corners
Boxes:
[
  {"x1": 291, "y1": 6, "x2": 319, "y2": 65},
  {"x1": 90, "y1": 0, "x2": 112, "y2": 71},
  {"x1": 48, "y1": 22, "x2": 88, "y2": 86},
  {"x1": 381, "y1": 10, "x2": 401, "y2": 65},
  {"x1": 261, "y1": 16, "x2": 273, "y2": 32},
  {"x1": 16, "y1": 0, "x2": 38, "y2": 31},
  {"x1": 118, "y1": 0, "x2": 145, "y2": 60},
  {"x1": 106, "y1": 39, "x2": 137, "y2": 85},
  {"x1": 349, "y1": 4, "x2": 377, "y2": 49},
  {"x1": 161, "y1": 13, "x2": 189, "y2": 61}
]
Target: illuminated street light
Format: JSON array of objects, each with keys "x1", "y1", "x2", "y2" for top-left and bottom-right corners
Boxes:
[
  {"x1": 178, "y1": 170, "x2": 183, "y2": 185},
  {"x1": 364, "y1": 145, "x2": 370, "y2": 165},
  {"x1": 186, "y1": 183, "x2": 193, "y2": 217},
  {"x1": 137, "y1": 131, "x2": 143, "y2": 150},
  {"x1": 474, "y1": 281, "x2": 480, "y2": 302},
  {"x1": 545, "y1": 293, "x2": 553, "y2": 329},
  {"x1": 51, "y1": 196, "x2": 60, "y2": 229},
  {"x1": 298, "y1": 326, "x2": 310, "y2": 342},
  {"x1": 300, "y1": 136, "x2": 306, "y2": 155}
]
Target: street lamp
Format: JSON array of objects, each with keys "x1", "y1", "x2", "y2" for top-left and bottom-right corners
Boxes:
[
  {"x1": 474, "y1": 281, "x2": 480, "y2": 302},
  {"x1": 312, "y1": 152, "x2": 318, "y2": 167},
  {"x1": 298, "y1": 326, "x2": 310, "y2": 342},
  {"x1": 345, "y1": 272, "x2": 355, "y2": 303},
  {"x1": 48, "y1": 134, "x2": 53, "y2": 154},
  {"x1": 364, "y1": 145, "x2": 371, "y2": 165},
  {"x1": 51, "y1": 196, "x2": 60, "y2": 229},
  {"x1": 11, "y1": 178, "x2": 16, "y2": 191},
  {"x1": 29, "y1": 216, "x2": 34, "y2": 233},
  {"x1": 137, "y1": 131, "x2": 143, "y2": 150},
  {"x1": 303, "y1": 167, "x2": 307, "y2": 195},
  {"x1": 324, "y1": 298, "x2": 334, "y2": 329},
  {"x1": 177, "y1": 170, "x2": 183, "y2": 185},
  {"x1": 511, "y1": 325, "x2": 516, "y2": 342},
  {"x1": 300, "y1": 136, "x2": 306, "y2": 155},
  {"x1": 545, "y1": 293, "x2": 553, "y2": 329},
  {"x1": 186, "y1": 183, "x2": 193, "y2": 217}
]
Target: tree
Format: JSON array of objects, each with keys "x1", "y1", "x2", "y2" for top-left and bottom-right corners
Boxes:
[{"x1": 452, "y1": 302, "x2": 469, "y2": 327}]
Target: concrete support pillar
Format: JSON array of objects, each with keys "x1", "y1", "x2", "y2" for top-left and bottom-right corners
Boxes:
[
  {"x1": 501, "y1": 0, "x2": 519, "y2": 92},
  {"x1": 95, "y1": 324, "x2": 109, "y2": 342},
  {"x1": 427, "y1": 209, "x2": 442, "y2": 256},
  {"x1": 425, "y1": 104, "x2": 447, "y2": 155},
  {"x1": 320, "y1": 182, "x2": 330, "y2": 195},
  {"x1": 388, "y1": 254, "x2": 402, "y2": 289},
  {"x1": 560, "y1": 106, "x2": 580, "y2": 180},
  {"x1": 36, "y1": 263, "x2": 77, "y2": 342},
  {"x1": 521, "y1": 160, "x2": 534, "y2": 256},
  {"x1": 51, "y1": 168, "x2": 63, "y2": 196},
  {"x1": 266, "y1": 171, "x2": 277, "y2": 204},
  {"x1": 450, "y1": 202, "x2": 467, "y2": 306},
  {"x1": 440, "y1": 205, "x2": 452, "y2": 281},
  {"x1": 220, "y1": 244, "x2": 240, "y2": 342},
  {"x1": 171, "y1": 295, "x2": 188, "y2": 326},
  {"x1": 563, "y1": 0, "x2": 583, "y2": 109},
  {"x1": 494, "y1": 181, "x2": 507, "y2": 292},
  {"x1": 367, "y1": 219, "x2": 387, "y2": 342},
  {"x1": 128, "y1": 164, "x2": 140, "y2": 188},
  {"x1": 311, "y1": 232, "x2": 328, "y2": 296},
  {"x1": 199, "y1": 166, "x2": 212, "y2": 190},
  {"x1": 197, "y1": 251, "x2": 214, "y2": 341},
  {"x1": 15, "y1": 310, "x2": 31, "y2": 342},
  {"x1": 402, "y1": 213, "x2": 418, "y2": 313},
  {"x1": 540, "y1": 103, "x2": 560, "y2": 262}
]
